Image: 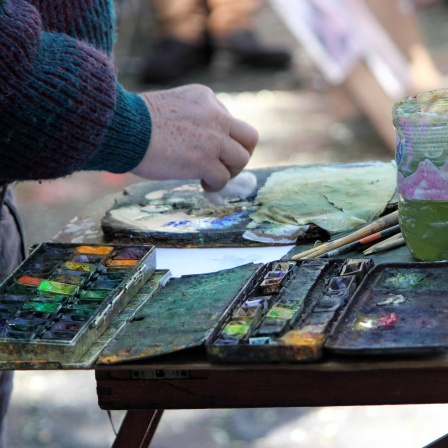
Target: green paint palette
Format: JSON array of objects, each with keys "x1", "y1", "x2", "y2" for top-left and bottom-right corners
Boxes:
[{"x1": 0, "y1": 243, "x2": 156, "y2": 364}]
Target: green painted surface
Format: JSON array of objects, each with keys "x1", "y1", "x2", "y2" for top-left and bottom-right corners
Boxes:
[{"x1": 97, "y1": 263, "x2": 260, "y2": 363}]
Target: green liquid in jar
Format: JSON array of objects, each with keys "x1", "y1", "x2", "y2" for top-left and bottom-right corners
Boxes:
[{"x1": 399, "y1": 197, "x2": 448, "y2": 261}]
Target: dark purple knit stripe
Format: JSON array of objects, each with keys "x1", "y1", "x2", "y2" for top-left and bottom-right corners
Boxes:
[
  {"x1": 0, "y1": 0, "x2": 40, "y2": 85},
  {"x1": 27, "y1": 0, "x2": 115, "y2": 55}
]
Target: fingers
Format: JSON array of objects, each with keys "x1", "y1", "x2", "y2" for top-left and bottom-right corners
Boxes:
[
  {"x1": 201, "y1": 164, "x2": 231, "y2": 192},
  {"x1": 220, "y1": 138, "x2": 251, "y2": 178},
  {"x1": 229, "y1": 118, "x2": 259, "y2": 155},
  {"x1": 216, "y1": 118, "x2": 258, "y2": 181},
  {"x1": 203, "y1": 135, "x2": 256, "y2": 192},
  {"x1": 204, "y1": 116, "x2": 258, "y2": 189}
]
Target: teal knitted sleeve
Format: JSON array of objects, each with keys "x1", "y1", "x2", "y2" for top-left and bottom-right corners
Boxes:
[
  {"x1": 0, "y1": 0, "x2": 150, "y2": 182},
  {"x1": 83, "y1": 83, "x2": 152, "y2": 174}
]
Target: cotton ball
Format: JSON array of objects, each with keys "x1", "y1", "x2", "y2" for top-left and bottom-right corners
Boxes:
[{"x1": 203, "y1": 171, "x2": 258, "y2": 206}]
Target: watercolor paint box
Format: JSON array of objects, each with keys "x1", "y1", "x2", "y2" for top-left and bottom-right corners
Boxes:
[
  {"x1": 204, "y1": 258, "x2": 373, "y2": 363},
  {"x1": 92, "y1": 259, "x2": 448, "y2": 365},
  {"x1": 0, "y1": 242, "x2": 157, "y2": 365},
  {"x1": 94, "y1": 258, "x2": 374, "y2": 366},
  {"x1": 325, "y1": 262, "x2": 448, "y2": 356}
]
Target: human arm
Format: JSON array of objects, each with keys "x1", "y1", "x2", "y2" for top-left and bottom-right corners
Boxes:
[
  {"x1": 0, "y1": 0, "x2": 257, "y2": 189},
  {"x1": 0, "y1": 0, "x2": 149, "y2": 182}
]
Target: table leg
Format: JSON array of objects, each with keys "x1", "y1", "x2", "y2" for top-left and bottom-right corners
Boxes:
[
  {"x1": 112, "y1": 409, "x2": 164, "y2": 448},
  {"x1": 424, "y1": 433, "x2": 448, "y2": 448}
]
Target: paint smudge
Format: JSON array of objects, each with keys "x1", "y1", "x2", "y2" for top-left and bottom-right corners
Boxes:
[
  {"x1": 377, "y1": 294, "x2": 406, "y2": 306},
  {"x1": 354, "y1": 313, "x2": 398, "y2": 330}
]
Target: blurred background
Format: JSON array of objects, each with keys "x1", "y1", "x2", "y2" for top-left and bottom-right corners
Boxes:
[{"x1": 9, "y1": 0, "x2": 448, "y2": 447}]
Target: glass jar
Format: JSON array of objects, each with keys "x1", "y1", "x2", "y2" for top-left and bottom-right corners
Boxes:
[{"x1": 393, "y1": 89, "x2": 448, "y2": 261}]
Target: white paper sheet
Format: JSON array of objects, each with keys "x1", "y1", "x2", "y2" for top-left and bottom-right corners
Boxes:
[{"x1": 156, "y1": 246, "x2": 295, "y2": 277}]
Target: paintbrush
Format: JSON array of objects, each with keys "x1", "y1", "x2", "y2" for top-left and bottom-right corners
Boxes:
[
  {"x1": 363, "y1": 233, "x2": 405, "y2": 255},
  {"x1": 317, "y1": 224, "x2": 401, "y2": 259},
  {"x1": 291, "y1": 210, "x2": 399, "y2": 260},
  {"x1": 288, "y1": 241, "x2": 328, "y2": 259},
  {"x1": 291, "y1": 223, "x2": 372, "y2": 259}
]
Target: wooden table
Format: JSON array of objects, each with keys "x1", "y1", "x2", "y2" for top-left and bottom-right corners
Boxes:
[
  {"x1": 54, "y1": 189, "x2": 448, "y2": 448},
  {"x1": 95, "y1": 351, "x2": 448, "y2": 448}
]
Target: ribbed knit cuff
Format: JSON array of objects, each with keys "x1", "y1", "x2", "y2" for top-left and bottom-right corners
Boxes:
[{"x1": 83, "y1": 83, "x2": 151, "y2": 173}]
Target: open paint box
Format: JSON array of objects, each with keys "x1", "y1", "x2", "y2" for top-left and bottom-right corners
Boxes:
[
  {"x1": 96, "y1": 258, "x2": 375, "y2": 365},
  {"x1": 0, "y1": 243, "x2": 157, "y2": 365}
]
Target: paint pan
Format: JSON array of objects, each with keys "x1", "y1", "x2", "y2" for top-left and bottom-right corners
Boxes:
[
  {"x1": 8, "y1": 316, "x2": 47, "y2": 332},
  {"x1": 93, "y1": 273, "x2": 127, "y2": 282},
  {"x1": 49, "y1": 274, "x2": 85, "y2": 286},
  {"x1": 71, "y1": 254, "x2": 105, "y2": 264},
  {"x1": 259, "y1": 278, "x2": 283, "y2": 295},
  {"x1": 78, "y1": 289, "x2": 111, "y2": 300},
  {"x1": 29, "y1": 295, "x2": 67, "y2": 304},
  {"x1": 253, "y1": 317, "x2": 288, "y2": 337},
  {"x1": 26, "y1": 256, "x2": 67, "y2": 274},
  {"x1": 52, "y1": 268, "x2": 91, "y2": 281},
  {"x1": 74, "y1": 245, "x2": 114, "y2": 255},
  {"x1": 264, "y1": 271, "x2": 285, "y2": 280},
  {"x1": 233, "y1": 305, "x2": 262, "y2": 322},
  {"x1": 105, "y1": 260, "x2": 139, "y2": 274},
  {"x1": 213, "y1": 335, "x2": 241, "y2": 346},
  {"x1": 7, "y1": 283, "x2": 38, "y2": 295},
  {"x1": 266, "y1": 304, "x2": 299, "y2": 321},
  {"x1": 5, "y1": 328, "x2": 38, "y2": 340},
  {"x1": 23, "y1": 301, "x2": 61, "y2": 313},
  {"x1": 221, "y1": 321, "x2": 251, "y2": 340},
  {"x1": 58, "y1": 308, "x2": 99, "y2": 323},
  {"x1": 249, "y1": 337, "x2": 273, "y2": 345},
  {"x1": 52, "y1": 322, "x2": 83, "y2": 332},
  {"x1": 40, "y1": 330, "x2": 78, "y2": 341},
  {"x1": 38, "y1": 280, "x2": 79, "y2": 297},
  {"x1": 113, "y1": 247, "x2": 150, "y2": 260},
  {"x1": 340, "y1": 259, "x2": 373, "y2": 282},
  {"x1": 243, "y1": 296, "x2": 273, "y2": 310},
  {"x1": 0, "y1": 294, "x2": 31, "y2": 304},
  {"x1": 87, "y1": 277, "x2": 123, "y2": 290},
  {"x1": 327, "y1": 276, "x2": 356, "y2": 301},
  {"x1": 312, "y1": 295, "x2": 343, "y2": 313},
  {"x1": 60, "y1": 261, "x2": 98, "y2": 273},
  {"x1": 0, "y1": 303, "x2": 20, "y2": 315},
  {"x1": 17, "y1": 276, "x2": 47, "y2": 287}
]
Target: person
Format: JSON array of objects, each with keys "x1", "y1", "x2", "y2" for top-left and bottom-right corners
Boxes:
[
  {"x1": 141, "y1": 0, "x2": 292, "y2": 84},
  {"x1": 0, "y1": 0, "x2": 258, "y2": 446}
]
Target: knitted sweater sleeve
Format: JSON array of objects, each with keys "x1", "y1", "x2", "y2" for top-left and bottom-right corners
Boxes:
[{"x1": 0, "y1": 0, "x2": 151, "y2": 182}]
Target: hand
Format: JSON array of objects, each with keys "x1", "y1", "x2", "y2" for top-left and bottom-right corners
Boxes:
[{"x1": 132, "y1": 84, "x2": 258, "y2": 191}]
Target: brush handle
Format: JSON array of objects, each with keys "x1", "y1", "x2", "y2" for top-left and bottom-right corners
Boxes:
[
  {"x1": 292, "y1": 210, "x2": 399, "y2": 260},
  {"x1": 317, "y1": 224, "x2": 401, "y2": 259},
  {"x1": 363, "y1": 233, "x2": 405, "y2": 255}
]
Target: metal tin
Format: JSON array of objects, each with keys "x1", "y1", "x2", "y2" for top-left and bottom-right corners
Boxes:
[
  {"x1": 205, "y1": 258, "x2": 366, "y2": 363},
  {"x1": 0, "y1": 242, "x2": 156, "y2": 365},
  {"x1": 326, "y1": 262, "x2": 448, "y2": 355}
]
